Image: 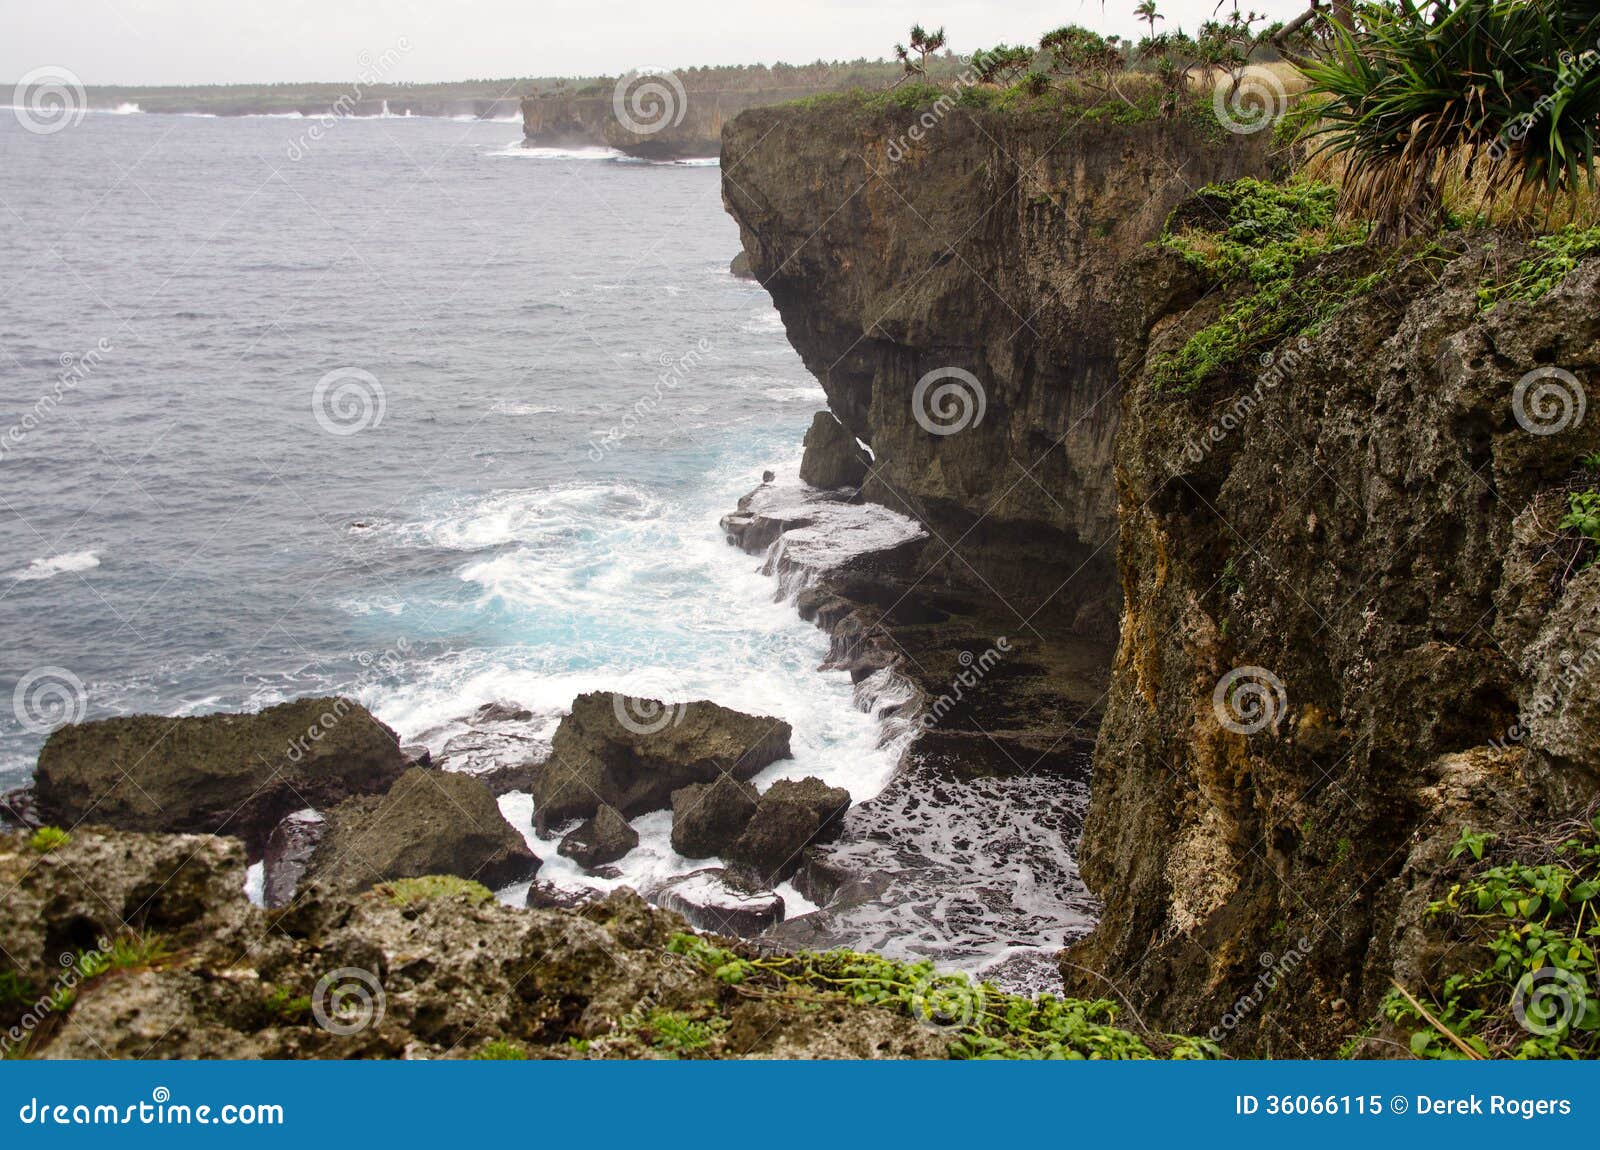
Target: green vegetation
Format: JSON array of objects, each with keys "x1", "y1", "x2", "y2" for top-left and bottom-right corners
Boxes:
[
  {"x1": 894, "y1": 24, "x2": 948, "y2": 79},
  {"x1": 640, "y1": 1008, "x2": 728, "y2": 1056},
  {"x1": 1560, "y1": 491, "x2": 1600, "y2": 563},
  {"x1": 374, "y1": 875, "x2": 495, "y2": 908},
  {"x1": 75, "y1": 933, "x2": 173, "y2": 980},
  {"x1": 1478, "y1": 225, "x2": 1600, "y2": 309},
  {"x1": 262, "y1": 986, "x2": 312, "y2": 1023},
  {"x1": 1301, "y1": 1, "x2": 1600, "y2": 234},
  {"x1": 27, "y1": 826, "x2": 70, "y2": 853},
  {"x1": 471, "y1": 1039, "x2": 528, "y2": 1060},
  {"x1": 1149, "y1": 178, "x2": 1369, "y2": 392},
  {"x1": 1385, "y1": 817, "x2": 1600, "y2": 1059},
  {"x1": 666, "y1": 934, "x2": 1220, "y2": 1059}
]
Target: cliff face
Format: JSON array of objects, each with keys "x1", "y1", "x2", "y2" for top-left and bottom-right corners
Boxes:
[
  {"x1": 722, "y1": 100, "x2": 1600, "y2": 1053},
  {"x1": 523, "y1": 89, "x2": 804, "y2": 159},
  {"x1": 723, "y1": 105, "x2": 1275, "y2": 636}
]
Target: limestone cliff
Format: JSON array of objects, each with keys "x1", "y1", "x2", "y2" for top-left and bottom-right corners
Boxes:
[
  {"x1": 721, "y1": 98, "x2": 1600, "y2": 1054},
  {"x1": 724, "y1": 103, "x2": 1275, "y2": 635},
  {"x1": 523, "y1": 89, "x2": 806, "y2": 159}
]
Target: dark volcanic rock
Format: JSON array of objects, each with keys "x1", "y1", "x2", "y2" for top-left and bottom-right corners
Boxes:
[
  {"x1": 0, "y1": 785, "x2": 39, "y2": 830},
  {"x1": 799, "y1": 410, "x2": 870, "y2": 489},
  {"x1": 670, "y1": 775, "x2": 759, "y2": 859},
  {"x1": 524, "y1": 878, "x2": 603, "y2": 911},
  {"x1": 475, "y1": 700, "x2": 533, "y2": 724},
  {"x1": 306, "y1": 768, "x2": 540, "y2": 893},
  {"x1": 650, "y1": 868, "x2": 785, "y2": 936},
  {"x1": 725, "y1": 777, "x2": 850, "y2": 885},
  {"x1": 529, "y1": 691, "x2": 790, "y2": 830},
  {"x1": 33, "y1": 697, "x2": 409, "y2": 854},
  {"x1": 557, "y1": 804, "x2": 639, "y2": 868},
  {"x1": 260, "y1": 809, "x2": 326, "y2": 909}
]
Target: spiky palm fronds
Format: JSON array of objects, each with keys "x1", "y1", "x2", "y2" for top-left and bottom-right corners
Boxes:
[{"x1": 1301, "y1": 0, "x2": 1600, "y2": 234}]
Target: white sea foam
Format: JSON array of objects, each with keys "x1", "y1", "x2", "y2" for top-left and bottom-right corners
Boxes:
[
  {"x1": 9, "y1": 549, "x2": 100, "y2": 582},
  {"x1": 487, "y1": 144, "x2": 627, "y2": 161}
]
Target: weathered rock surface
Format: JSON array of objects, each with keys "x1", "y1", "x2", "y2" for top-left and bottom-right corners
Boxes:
[
  {"x1": 305, "y1": 768, "x2": 541, "y2": 894},
  {"x1": 723, "y1": 104, "x2": 1275, "y2": 639},
  {"x1": 730, "y1": 251, "x2": 755, "y2": 279},
  {"x1": 725, "y1": 777, "x2": 850, "y2": 885},
  {"x1": 530, "y1": 692, "x2": 791, "y2": 829},
  {"x1": 721, "y1": 99, "x2": 1600, "y2": 1051},
  {"x1": 0, "y1": 827, "x2": 944, "y2": 1059},
  {"x1": 799, "y1": 410, "x2": 870, "y2": 489},
  {"x1": 261, "y1": 809, "x2": 327, "y2": 909},
  {"x1": 649, "y1": 868, "x2": 785, "y2": 936},
  {"x1": 670, "y1": 775, "x2": 759, "y2": 859},
  {"x1": 1063, "y1": 236, "x2": 1600, "y2": 1054},
  {"x1": 557, "y1": 805, "x2": 639, "y2": 869},
  {"x1": 32, "y1": 697, "x2": 409, "y2": 854}
]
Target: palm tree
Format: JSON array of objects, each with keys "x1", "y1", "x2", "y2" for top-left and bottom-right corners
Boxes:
[
  {"x1": 896, "y1": 24, "x2": 948, "y2": 76},
  {"x1": 1135, "y1": 1, "x2": 1164, "y2": 40}
]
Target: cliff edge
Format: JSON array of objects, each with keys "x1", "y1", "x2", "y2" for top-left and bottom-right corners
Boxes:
[{"x1": 721, "y1": 96, "x2": 1600, "y2": 1054}]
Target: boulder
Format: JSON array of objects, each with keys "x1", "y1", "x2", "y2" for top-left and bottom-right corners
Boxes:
[
  {"x1": 0, "y1": 785, "x2": 39, "y2": 830},
  {"x1": 474, "y1": 700, "x2": 534, "y2": 724},
  {"x1": 32, "y1": 697, "x2": 409, "y2": 854},
  {"x1": 798, "y1": 411, "x2": 870, "y2": 490},
  {"x1": 725, "y1": 777, "x2": 851, "y2": 885},
  {"x1": 305, "y1": 768, "x2": 541, "y2": 894},
  {"x1": 650, "y1": 868, "x2": 784, "y2": 936},
  {"x1": 260, "y1": 809, "x2": 326, "y2": 909},
  {"x1": 524, "y1": 879, "x2": 603, "y2": 911},
  {"x1": 670, "y1": 775, "x2": 759, "y2": 859},
  {"x1": 529, "y1": 691, "x2": 790, "y2": 830},
  {"x1": 730, "y1": 251, "x2": 756, "y2": 279},
  {"x1": 557, "y1": 804, "x2": 639, "y2": 869}
]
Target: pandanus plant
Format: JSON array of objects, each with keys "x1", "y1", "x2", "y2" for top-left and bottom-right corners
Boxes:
[{"x1": 1298, "y1": 0, "x2": 1600, "y2": 237}]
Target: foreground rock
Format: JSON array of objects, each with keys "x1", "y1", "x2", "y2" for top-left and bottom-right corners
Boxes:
[
  {"x1": 798, "y1": 410, "x2": 870, "y2": 489},
  {"x1": 261, "y1": 809, "x2": 327, "y2": 909},
  {"x1": 33, "y1": 697, "x2": 409, "y2": 854},
  {"x1": 649, "y1": 869, "x2": 785, "y2": 936},
  {"x1": 557, "y1": 805, "x2": 639, "y2": 869},
  {"x1": 726, "y1": 777, "x2": 850, "y2": 885},
  {"x1": 530, "y1": 692, "x2": 791, "y2": 830},
  {"x1": 0, "y1": 827, "x2": 947, "y2": 1059},
  {"x1": 305, "y1": 768, "x2": 541, "y2": 894},
  {"x1": 670, "y1": 775, "x2": 759, "y2": 858}
]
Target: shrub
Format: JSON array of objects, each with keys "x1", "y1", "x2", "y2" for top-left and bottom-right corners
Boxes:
[
  {"x1": 27, "y1": 826, "x2": 70, "y2": 853},
  {"x1": 375, "y1": 875, "x2": 495, "y2": 907}
]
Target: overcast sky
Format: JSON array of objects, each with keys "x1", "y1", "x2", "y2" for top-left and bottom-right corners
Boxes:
[{"x1": 3, "y1": 0, "x2": 1313, "y2": 86}]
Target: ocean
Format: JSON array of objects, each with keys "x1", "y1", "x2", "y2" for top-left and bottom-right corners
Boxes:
[{"x1": 0, "y1": 110, "x2": 906, "y2": 903}]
